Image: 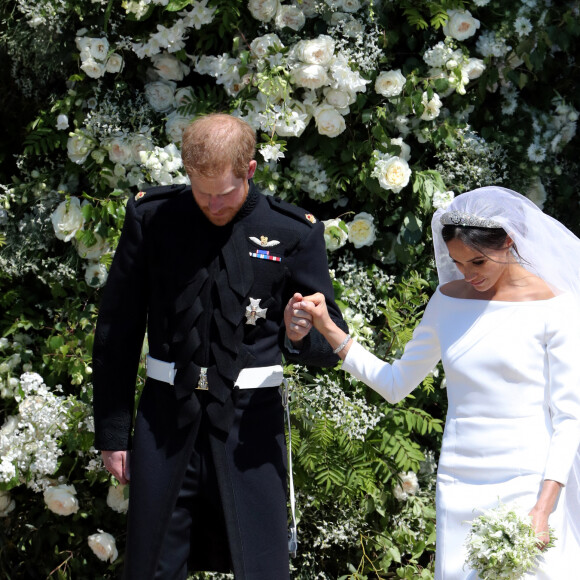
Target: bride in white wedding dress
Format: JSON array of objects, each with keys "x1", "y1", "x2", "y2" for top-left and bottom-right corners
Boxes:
[{"x1": 286, "y1": 187, "x2": 580, "y2": 579}]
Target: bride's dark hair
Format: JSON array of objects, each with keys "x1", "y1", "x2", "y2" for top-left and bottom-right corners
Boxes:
[{"x1": 441, "y1": 225, "x2": 524, "y2": 262}]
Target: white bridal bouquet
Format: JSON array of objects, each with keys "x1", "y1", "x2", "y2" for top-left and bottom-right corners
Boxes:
[{"x1": 465, "y1": 502, "x2": 555, "y2": 579}]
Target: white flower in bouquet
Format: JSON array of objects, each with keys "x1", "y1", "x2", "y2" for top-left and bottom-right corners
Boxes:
[
  {"x1": 248, "y1": 0, "x2": 280, "y2": 23},
  {"x1": 80, "y1": 57, "x2": 106, "y2": 79},
  {"x1": 443, "y1": 9, "x2": 481, "y2": 41},
  {"x1": 75, "y1": 233, "x2": 110, "y2": 260},
  {"x1": 165, "y1": 112, "x2": 193, "y2": 143},
  {"x1": 420, "y1": 91, "x2": 443, "y2": 121},
  {"x1": 464, "y1": 57, "x2": 486, "y2": 80},
  {"x1": 294, "y1": 35, "x2": 335, "y2": 66},
  {"x1": 0, "y1": 490, "x2": 15, "y2": 517},
  {"x1": 393, "y1": 471, "x2": 419, "y2": 501},
  {"x1": 43, "y1": 484, "x2": 80, "y2": 516},
  {"x1": 107, "y1": 136, "x2": 134, "y2": 165},
  {"x1": 88, "y1": 530, "x2": 119, "y2": 563},
  {"x1": 182, "y1": 0, "x2": 217, "y2": 30},
  {"x1": 51, "y1": 197, "x2": 85, "y2": 242},
  {"x1": 323, "y1": 87, "x2": 355, "y2": 113},
  {"x1": 372, "y1": 153, "x2": 412, "y2": 193},
  {"x1": 314, "y1": 104, "x2": 346, "y2": 137},
  {"x1": 259, "y1": 143, "x2": 285, "y2": 163},
  {"x1": 275, "y1": 4, "x2": 306, "y2": 31},
  {"x1": 106, "y1": 484, "x2": 129, "y2": 514},
  {"x1": 130, "y1": 134, "x2": 155, "y2": 164},
  {"x1": 144, "y1": 81, "x2": 176, "y2": 112},
  {"x1": 375, "y1": 70, "x2": 406, "y2": 98},
  {"x1": 347, "y1": 212, "x2": 376, "y2": 249},
  {"x1": 465, "y1": 502, "x2": 555, "y2": 579},
  {"x1": 323, "y1": 218, "x2": 348, "y2": 252},
  {"x1": 150, "y1": 52, "x2": 190, "y2": 81},
  {"x1": 67, "y1": 132, "x2": 94, "y2": 164}
]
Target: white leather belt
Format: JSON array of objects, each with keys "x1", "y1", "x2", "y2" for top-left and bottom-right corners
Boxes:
[{"x1": 145, "y1": 355, "x2": 284, "y2": 389}]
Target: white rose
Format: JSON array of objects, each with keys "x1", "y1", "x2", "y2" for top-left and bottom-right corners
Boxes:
[
  {"x1": 43, "y1": 484, "x2": 80, "y2": 516},
  {"x1": 80, "y1": 57, "x2": 106, "y2": 79},
  {"x1": 250, "y1": 33, "x2": 283, "y2": 59},
  {"x1": 75, "y1": 233, "x2": 109, "y2": 260},
  {"x1": 342, "y1": 17, "x2": 365, "y2": 37},
  {"x1": 107, "y1": 136, "x2": 133, "y2": 165},
  {"x1": 375, "y1": 70, "x2": 406, "y2": 98},
  {"x1": 144, "y1": 81, "x2": 176, "y2": 112},
  {"x1": 88, "y1": 37, "x2": 109, "y2": 60},
  {"x1": 372, "y1": 155, "x2": 412, "y2": 193},
  {"x1": 75, "y1": 35, "x2": 91, "y2": 53},
  {"x1": 56, "y1": 114, "x2": 69, "y2": 131},
  {"x1": 420, "y1": 91, "x2": 442, "y2": 121},
  {"x1": 295, "y1": 35, "x2": 335, "y2": 66},
  {"x1": 275, "y1": 5, "x2": 306, "y2": 31},
  {"x1": 88, "y1": 530, "x2": 118, "y2": 563},
  {"x1": 323, "y1": 218, "x2": 348, "y2": 251},
  {"x1": 323, "y1": 87, "x2": 354, "y2": 111},
  {"x1": 292, "y1": 63, "x2": 329, "y2": 89},
  {"x1": 51, "y1": 198, "x2": 85, "y2": 242},
  {"x1": 150, "y1": 53, "x2": 190, "y2": 81},
  {"x1": 274, "y1": 105, "x2": 310, "y2": 137},
  {"x1": 105, "y1": 53, "x2": 124, "y2": 74},
  {"x1": 314, "y1": 105, "x2": 346, "y2": 138},
  {"x1": 67, "y1": 132, "x2": 94, "y2": 164},
  {"x1": 433, "y1": 190, "x2": 455, "y2": 210},
  {"x1": 339, "y1": 0, "x2": 361, "y2": 12},
  {"x1": 106, "y1": 484, "x2": 129, "y2": 514},
  {"x1": 130, "y1": 134, "x2": 154, "y2": 164},
  {"x1": 464, "y1": 57, "x2": 486, "y2": 80},
  {"x1": 85, "y1": 261, "x2": 108, "y2": 288},
  {"x1": 165, "y1": 112, "x2": 192, "y2": 143},
  {"x1": 347, "y1": 212, "x2": 377, "y2": 249},
  {"x1": 248, "y1": 0, "x2": 280, "y2": 22},
  {"x1": 443, "y1": 9, "x2": 480, "y2": 41},
  {"x1": 0, "y1": 490, "x2": 15, "y2": 517},
  {"x1": 393, "y1": 471, "x2": 419, "y2": 501}
]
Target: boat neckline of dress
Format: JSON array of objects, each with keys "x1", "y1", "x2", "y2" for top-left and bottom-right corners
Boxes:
[{"x1": 436, "y1": 285, "x2": 566, "y2": 304}]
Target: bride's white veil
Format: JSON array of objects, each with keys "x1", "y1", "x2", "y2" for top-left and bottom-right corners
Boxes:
[
  {"x1": 431, "y1": 186, "x2": 580, "y2": 297},
  {"x1": 431, "y1": 185, "x2": 580, "y2": 541}
]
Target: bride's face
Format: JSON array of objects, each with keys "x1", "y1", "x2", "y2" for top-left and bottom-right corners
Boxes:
[{"x1": 446, "y1": 238, "x2": 512, "y2": 293}]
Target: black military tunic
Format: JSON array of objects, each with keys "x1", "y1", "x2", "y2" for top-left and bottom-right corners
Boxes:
[{"x1": 92, "y1": 181, "x2": 347, "y2": 579}]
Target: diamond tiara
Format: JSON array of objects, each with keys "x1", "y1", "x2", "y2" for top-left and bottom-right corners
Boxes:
[{"x1": 440, "y1": 210, "x2": 502, "y2": 229}]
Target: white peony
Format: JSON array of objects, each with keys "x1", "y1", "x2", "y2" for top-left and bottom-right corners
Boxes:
[
  {"x1": 150, "y1": 52, "x2": 190, "y2": 81},
  {"x1": 372, "y1": 154, "x2": 412, "y2": 193},
  {"x1": 420, "y1": 91, "x2": 443, "y2": 120},
  {"x1": 443, "y1": 9, "x2": 480, "y2": 41},
  {"x1": 275, "y1": 4, "x2": 306, "y2": 31},
  {"x1": 67, "y1": 132, "x2": 94, "y2": 164},
  {"x1": 130, "y1": 134, "x2": 154, "y2": 164},
  {"x1": 323, "y1": 87, "x2": 354, "y2": 112},
  {"x1": 43, "y1": 484, "x2": 80, "y2": 516},
  {"x1": 464, "y1": 57, "x2": 486, "y2": 80},
  {"x1": 144, "y1": 81, "x2": 176, "y2": 112},
  {"x1": 323, "y1": 218, "x2": 348, "y2": 251},
  {"x1": 292, "y1": 63, "x2": 329, "y2": 89},
  {"x1": 250, "y1": 33, "x2": 283, "y2": 59},
  {"x1": 294, "y1": 35, "x2": 335, "y2": 66},
  {"x1": 87, "y1": 37, "x2": 109, "y2": 60},
  {"x1": 314, "y1": 105, "x2": 346, "y2": 137},
  {"x1": 80, "y1": 57, "x2": 106, "y2": 79},
  {"x1": 105, "y1": 53, "x2": 124, "y2": 74},
  {"x1": 88, "y1": 530, "x2": 118, "y2": 563},
  {"x1": 106, "y1": 484, "x2": 129, "y2": 514},
  {"x1": 248, "y1": 0, "x2": 280, "y2": 22},
  {"x1": 393, "y1": 471, "x2": 419, "y2": 501},
  {"x1": 0, "y1": 490, "x2": 15, "y2": 517},
  {"x1": 375, "y1": 70, "x2": 406, "y2": 98},
  {"x1": 51, "y1": 197, "x2": 85, "y2": 242},
  {"x1": 347, "y1": 212, "x2": 377, "y2": 249}
]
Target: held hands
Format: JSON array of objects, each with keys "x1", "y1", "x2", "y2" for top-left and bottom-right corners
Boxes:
[
  {"x1": 101, "y1": 450, "x2": 130, "y2": 484},
  {"x1": 284, "y1": 292, "x2": 315, "y2": 344}
]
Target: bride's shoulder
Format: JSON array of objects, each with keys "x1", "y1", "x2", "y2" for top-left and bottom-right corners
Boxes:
[{"x1": 439, "y1": 279, "x2": 471, "y2": 298}]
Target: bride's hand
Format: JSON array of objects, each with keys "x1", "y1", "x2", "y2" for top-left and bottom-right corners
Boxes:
[
  {"x1": 529, "y1": 507, "x2": 551, "y2": 549},
  {"x1": 297, "y1": 292, "x2": 332, "y2": 333}
]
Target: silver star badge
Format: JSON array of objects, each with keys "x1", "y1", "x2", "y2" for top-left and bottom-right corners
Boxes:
[{"x1": 245, "y1": 298, "x2": 267, "y2": 325}]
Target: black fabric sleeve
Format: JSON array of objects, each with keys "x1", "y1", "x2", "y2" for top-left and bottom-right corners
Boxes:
[{"x1": 92, "y1": 198, "x2": 148, "y2": 450}]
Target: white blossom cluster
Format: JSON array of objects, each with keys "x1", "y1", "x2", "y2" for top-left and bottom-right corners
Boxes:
[
  {"x1": 290, "y1": 153, "x2": 330, "y2": 201},
  {"x1": 0, "y1": 372, "x2": 85, "y2": 490},
  {"x1": 465, "y1": 501, "x2": 555, "y2": 579},
  {"x1": 302, "y1": 373, "x2": 382, "y2": 440}
]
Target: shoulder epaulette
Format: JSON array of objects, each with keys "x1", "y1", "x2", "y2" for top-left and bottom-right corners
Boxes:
[
  {"x1": 134, "y1": 183, "x2": 189, "y2": 205},
  {"x1": 266, "y1": 195, "x2": 318, "y2": 227}
]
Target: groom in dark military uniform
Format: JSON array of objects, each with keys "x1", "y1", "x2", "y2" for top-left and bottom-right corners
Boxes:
[{"x1": 92, "y1": 113, "x2": 347, "y2": 579}]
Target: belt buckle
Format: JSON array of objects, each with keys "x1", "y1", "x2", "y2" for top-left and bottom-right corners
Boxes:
[{"x1": 196, "y1": 367, "x2": 209, "y2": 390}]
